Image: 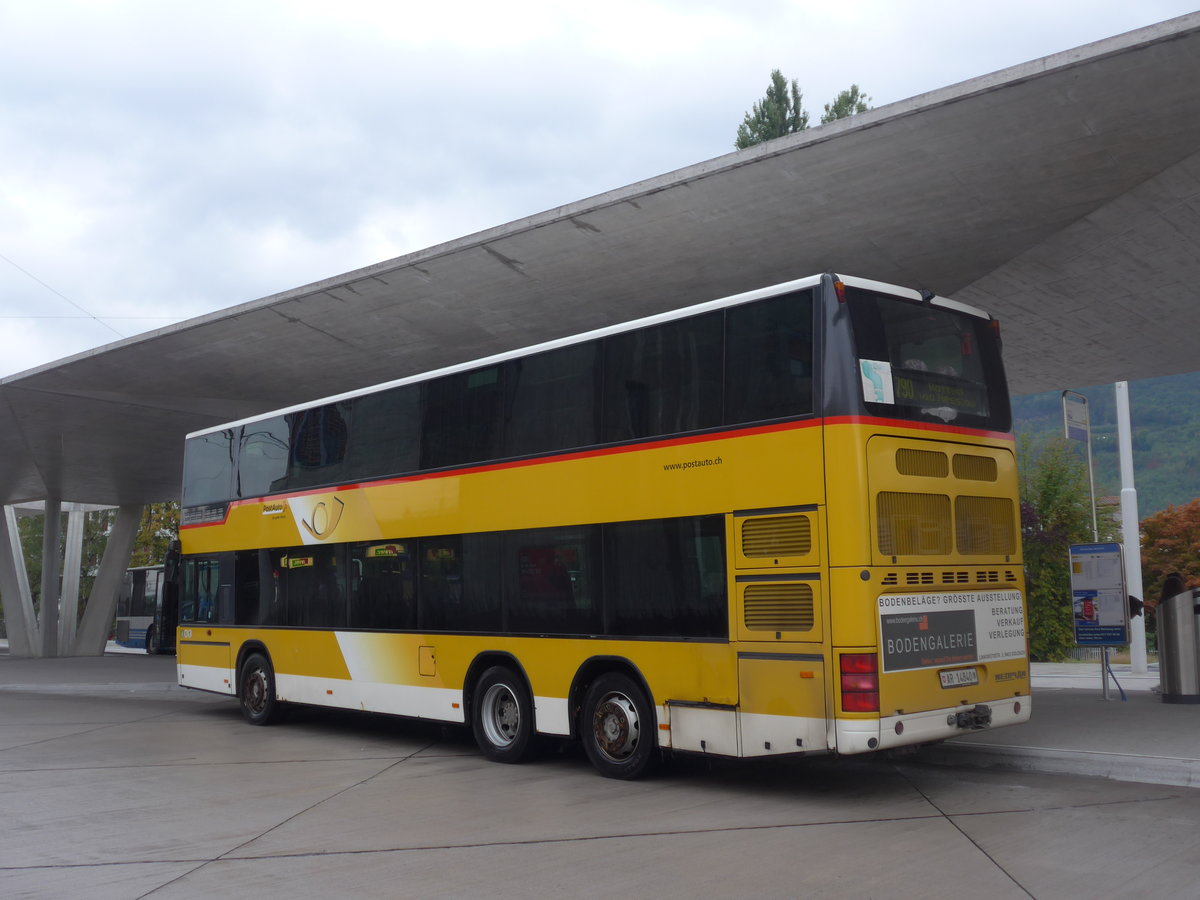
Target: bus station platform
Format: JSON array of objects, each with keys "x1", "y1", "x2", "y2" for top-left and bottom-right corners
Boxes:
[
  {"x1": 1, "y1": 650, "x2": 1199, "y2": 898},
  {"x1": 928, "y1": 662, "x2": 1200, "y2": 789}
]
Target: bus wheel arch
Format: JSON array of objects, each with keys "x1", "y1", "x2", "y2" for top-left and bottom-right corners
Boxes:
[
  {"x1": 571, "y1": 658, "x2": 659, "y2": 779},
  {"x1": 463, "y1": 657, "x2": 535, "y2": 758},
  {"x1": 236, "y1": 643, "x2": 281, "y2": 726},
  {"x1": 470, "y1": 662, "x2": 537, "y2": 763}
]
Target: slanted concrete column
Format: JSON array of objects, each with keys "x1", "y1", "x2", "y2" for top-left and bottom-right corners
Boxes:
[
  {"x1": 0, "y1": 505, "x2": 40, "y2": 657},
  {"x1": 73, "y1": 504, "x2": 142, "y2": 656},
  {"x1": 59, "y1": 505, "x2": 86, "y2": 652},
  {"x1": 39, "y1": 498, "x2": 62, "y2": 657}
]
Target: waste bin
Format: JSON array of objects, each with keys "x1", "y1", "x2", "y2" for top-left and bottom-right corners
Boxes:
[{"x1": 1158, "y1": 587, "x2": 1200, "y2": 704}]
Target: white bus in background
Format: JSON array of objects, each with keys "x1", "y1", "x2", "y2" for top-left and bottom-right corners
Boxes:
[{"x1": 114, "y1": 565, "x2": 176, "y2": 654}]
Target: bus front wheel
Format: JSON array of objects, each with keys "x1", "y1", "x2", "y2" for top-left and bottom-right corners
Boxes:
[
  {"x1": 580, "y1": 672, "x2": 657, "y2": 779},
  {"x1": 239, "y1": 652, "x2": 281, "y2": 726},
  {"x1": 472, "y1": 666, "x2": 535, "y2": 763}
]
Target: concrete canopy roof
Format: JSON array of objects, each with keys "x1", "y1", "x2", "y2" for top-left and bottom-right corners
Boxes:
[{"x1": 4, "y1": 14, "x2": 1200, "y2": 507}]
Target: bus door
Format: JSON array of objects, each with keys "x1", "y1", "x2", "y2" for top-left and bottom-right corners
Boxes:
[{"x1": 177, "y1": 555, "x2": 235, "y2": 694}]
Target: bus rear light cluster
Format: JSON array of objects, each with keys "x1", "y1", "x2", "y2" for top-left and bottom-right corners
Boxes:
[{"x1": 840, "y1": 653, "x2": 879, "y2": 713}]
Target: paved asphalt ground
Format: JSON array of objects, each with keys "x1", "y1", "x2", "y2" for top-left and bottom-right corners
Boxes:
[{"x1": 1, "y1": 651, "x2": 1198, "y2": 899}]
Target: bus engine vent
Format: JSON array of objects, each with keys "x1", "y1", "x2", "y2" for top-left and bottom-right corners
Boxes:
[
  {"x1": 955, "y1": 496, "x2": 1016, "y2": 555},
  {"x1": 744, "y1": 582, "x2": 814, "y2": 631},
  {"x1": 742, "y1": 515, "x2": 811, "y2": 558},
  {"x1": 877, "y1": 492, "x2": 952, "y2": 556},
  {"x1": 953, "y1": 454, "x2": 998, "y2": 481},
  {"x1": 896, "y1": 448, "x2": 949, "y2": 478}
]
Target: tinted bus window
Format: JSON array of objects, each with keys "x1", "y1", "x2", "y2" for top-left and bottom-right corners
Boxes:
[
  {"x1": 347, "y1": 385, "x2": 420, "y2": 480},
  {"x1": 235, "y1": 549, "x2": 284, "y2": 626},
  {"x1": 504, "y1": 342, "x2": 601, "y2": 457},
  {"x1": 506, "y1": 526, "x2": 602, "y2": 634},
  {"x1": 602, "y1": 312, "x2": 723, "y2": 442},
  {"x1": 237, "y1": 417, "x2": 290, "y2": 498},
  {"x1": 182, "y1": 430, "x2": 235, "y2": 507},
  {"x1": 417, "y1": 534, "x2": 503, "y2": 632},
  {"x1": 422, "y1": 366, "x2": 506, "y2": 469},
  {"x1": 725, "y1": 290, "x2": 814, "y2": 423},
  {"x1": 287, "y1": 402, "x2": 351, "y2": 489},
  {"x1": 604, "y1": 516, "x2": 727, "y2": 638},
  {"x1": 279, "y1": 545, "x2": 345, "y2": 627},
  {"x1": 846, "y1": 287, "x2": 1010, "y2": 432},
  {"x1": 350, "y1": 541, "x2": 417, "y2": 629}
]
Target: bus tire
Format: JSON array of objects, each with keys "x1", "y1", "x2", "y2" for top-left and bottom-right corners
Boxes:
[
  {"x1": 239, "y1": 652, "x2": 281, "y2": 726},
  {"x1": 472, "y1": 666, "x2": 535, "y2": 763},
  {"x1": 580, "y1": 672, "x2": 657, "y2": 780}
]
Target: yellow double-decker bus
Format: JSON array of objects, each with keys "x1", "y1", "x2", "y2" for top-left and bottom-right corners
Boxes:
[{"x1": 176, "y1": 272, "x2": 1029, "y2": 778}]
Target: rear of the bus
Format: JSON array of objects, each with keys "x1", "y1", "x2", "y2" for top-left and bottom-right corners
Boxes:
[{"x1": 822, "y1": 274, "x2": 1031, "y2": 754}]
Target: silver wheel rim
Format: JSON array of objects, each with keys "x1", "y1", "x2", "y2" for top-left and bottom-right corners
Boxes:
[
  {"x1": 480, "y1": 682, "x2": 520, "y2": 748},
  {"x1": 592, "y1": 692, "x2": 640, "y2": 762}
]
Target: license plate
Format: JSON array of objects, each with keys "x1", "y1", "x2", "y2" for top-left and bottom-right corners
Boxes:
[{"x1": 939, "y1": 667, "x2": 979, "y2": 688}]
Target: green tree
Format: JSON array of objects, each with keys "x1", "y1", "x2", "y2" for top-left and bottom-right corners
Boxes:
[
  {"x1": 1140, "y1": 498, "x2": 1200, "y2": 605},
  {"x1": 1019, "y1": 433, "x2": 1110, "y2": 660},
  {"x1": 820, "y1": 84, "x2": 871, "y2": 124},
  {"x1": 735, "y1": 69, "x2": 808, "y2": 149},
  {"x1": 735, "y1": 71, "x2": 873, "y2": 149},
  {"x1": 130, "y1": 501, "x2": 180, "y2": 568}
]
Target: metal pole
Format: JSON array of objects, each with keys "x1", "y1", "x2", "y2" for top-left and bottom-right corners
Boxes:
[
  {"x1": 1115, "y1": 382, "x2": 1147, "y2": 674},
  {"x1": 39, "y1": 498, "x2": 62, "y2": 657},
  {"x1": 1079, "y1": 403, "x2": 1107, "y2": 699}
]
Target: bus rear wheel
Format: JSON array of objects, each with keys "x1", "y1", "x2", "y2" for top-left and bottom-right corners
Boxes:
[
  {"x1": 239, "y1": 652, "x2": 281, "y2": 726},
  {"x1": 580, "y1": 672, "x2": 657, "y2": 779},
  {"x1": 472, "y1": 666, "x2": 535, "y2": 763}
]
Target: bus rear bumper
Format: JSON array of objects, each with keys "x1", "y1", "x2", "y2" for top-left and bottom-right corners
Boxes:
[{"x1": 836, "y1": 694, "x2": 1032, "y2": 754}]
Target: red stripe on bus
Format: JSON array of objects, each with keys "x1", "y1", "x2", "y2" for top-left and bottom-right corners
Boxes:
[{"x1": 180, "y1": 414, "x2": 1012, "y2": 528}]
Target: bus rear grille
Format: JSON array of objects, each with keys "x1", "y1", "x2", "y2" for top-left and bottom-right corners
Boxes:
[
  {"x1": 744, "y1": 582, "x2": 814, "y2": 631},
  {"x1": 742, "y1": 515, "x2": 811, "y2": 558},
  {"x1": 956, "y1": 496, "x2": 1016, "y2": 554},
  {"x1": 881, "y1": 569, "x2": 1016, "y2": 587},
  {"x1": 953, "y1": 454, "x2": 998, "y2": 481},
  {"x1": 877, "y1": 492, "x2": 952, "y2": 556},
  {"x1": 896, "y1": 448, "x2": 949, "y2": 477}
]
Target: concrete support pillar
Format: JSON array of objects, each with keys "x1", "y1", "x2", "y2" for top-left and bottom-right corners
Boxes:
[
  {"x1": 39, "y1": 498, "x2": 62, "y2": 657},
  {"x1": 73, "y1": 504, "x2": 142, "y2": 656},
  {"x1": 1115, "y1": 382, "x2": 1147, "y2": 674},
  {"x1": 0, "y1": 505, "x2": 41, "y2": 657},
  {"x1": 59, "y1": 506, "x2": 86, "y2": 652}
]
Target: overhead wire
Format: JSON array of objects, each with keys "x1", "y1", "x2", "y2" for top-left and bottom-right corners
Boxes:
[{"x1": 0, "y1": 249, "x2": 128, "y2": 338}]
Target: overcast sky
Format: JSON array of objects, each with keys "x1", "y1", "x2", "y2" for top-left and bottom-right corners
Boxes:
[{"x1": 1, "y1": 1, "x2": 1196, "y2": 378}]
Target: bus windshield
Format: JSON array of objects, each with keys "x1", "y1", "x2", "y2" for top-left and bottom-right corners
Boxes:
[{"x1": 846, "y1": 285, "x2": 1010, "y2": 432}]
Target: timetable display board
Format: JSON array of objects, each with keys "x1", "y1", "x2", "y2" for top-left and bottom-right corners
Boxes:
[{"x1": 1069, "y1": 542, "x2": 1129, "y2": 647}]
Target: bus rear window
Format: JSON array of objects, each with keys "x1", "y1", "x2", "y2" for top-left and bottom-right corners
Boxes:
[{"x1": 846, "y1": 287, "x2": 1010, "y2": 432}]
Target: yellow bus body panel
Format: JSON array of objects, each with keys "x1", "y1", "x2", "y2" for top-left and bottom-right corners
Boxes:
[
  {"x1": 179, "y1": 416, "x2": 1030, "y2": 757},
  {"x1": 182, "y1": 423, "x2": 826, "y2": 554}
]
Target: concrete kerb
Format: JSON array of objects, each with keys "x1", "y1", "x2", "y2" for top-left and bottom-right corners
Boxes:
[
  {"x1": 921, "y1": 663, "x2": 1200, "y2": 788},
  {"x1": 920, "y1": 741, "x2": 1200, "y2": 788}
]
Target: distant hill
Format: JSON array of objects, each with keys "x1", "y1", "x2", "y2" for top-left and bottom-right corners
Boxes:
[{"x1": 1012, "y1": 371, "x2": 1200, "y2": 517}]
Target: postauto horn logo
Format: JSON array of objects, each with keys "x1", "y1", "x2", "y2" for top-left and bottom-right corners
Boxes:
[{"x1": 290, "y1": 494, "x2": 346, "y2": 542}]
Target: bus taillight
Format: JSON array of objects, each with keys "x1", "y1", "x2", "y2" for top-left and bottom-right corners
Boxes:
[{"x1": 840, "y1": 653, "x2": 879, "y2": 713}]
